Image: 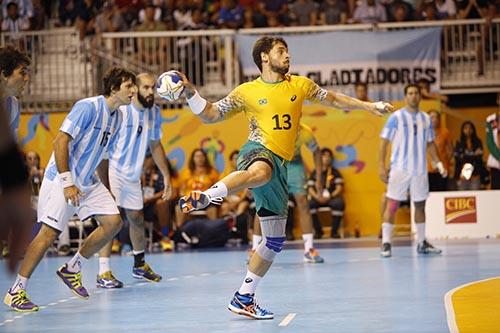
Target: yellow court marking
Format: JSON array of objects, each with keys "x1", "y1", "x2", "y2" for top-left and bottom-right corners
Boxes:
[{"x1": 445, "y1": 277, "x2": 500, "y2": 333}]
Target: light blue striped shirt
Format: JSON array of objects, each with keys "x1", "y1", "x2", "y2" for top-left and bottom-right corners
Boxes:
[
  {"x1": 108, "y1": 103, "x2": 162, "y2": 181},
  {"x1": 7, "y1": 96, "x2": 20, "y2": 138},
  {"x1": 45, "y1": 95, "x2": 122, "y2": 191},
  {"x1": 380, "y1": 108, "x2": 435, "y2": 176}
]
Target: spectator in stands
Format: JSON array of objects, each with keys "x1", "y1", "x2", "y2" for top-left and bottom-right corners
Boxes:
[
  {"x1": 289, "y1": 0, "x2": 317, "y2": 26},
  {"x1": 2, "y1": 0, "x2": 33, "y2": 21},
  {"x1": 25, "y1": 150, "x2": 44, "y2": 198},
  {"x1": 486, "y1": 93, "x2": 500, "y2": 189},
  {"x1": 75, "y1": 0, "x2": 101, "y2": 41},
  {"x1": 477, "y1": 0, "x2": 499, "y2": 76},
  {"x1": 173, "y1": 1, "x2": 193, "y2": 30},
  {"x1": 308, "y1": 148, "x2": 345, "y2": 239},
  {"x1": 420, "y1": 2, "x2": 441, "y2": 20},
  {"x1": 58, "y1": 0, "x2": 78, "y2": 27},
  {"x1": 176, "y1": 148, "x2": 220, "y2": 226},
  {"x1": 418, "y1": 78, "x2": 448, "y2": 104},
  {"x1": 428, "y1": 110, "x2": 453, "y2": 191},
  {"x1": 30, "y1": 0, "x2": 45, "y2": 29},
  {"x1": 138, "y1": 0, "x2": 163, "y2": 23},
  {"x1": 1, "y1": 2, "x2": 30, "y2": 33},
  {"x1": 435, "y1": 0, "x2": 458, "y2": 18},
  {"x1": 353, "y1": 0, "x2": 387, "y2": 23},
  {"x1": 95, "y1": 1, "x2": 127, "y2": 34},
  {"x1": 243, "y1": 3, "x2": 267, "y2": 27},
  {"x1": 318, "y1": 0, "x2": 348, "y2": 25},
  {"x1": 388, "y1": 1, "x2": 414, "y2": 22},
  {"x1": 454, "y1": 121, "x2": 485, "y2": 190},
  {"x1": 457, "y1": 0, "x2": 489, "y2": 19},
  {"x1": 257, "y1": 0, "x2": 289, "y2": 26},
  {"x1": 354, "y1": 82, "x2": 371, "y2": 102},
  {"x1": 217, "y1": 0, "x2": 244, "y2": 28},
  {"x1": 135, "y1": 3, "x2": 168, "y2": 66}
]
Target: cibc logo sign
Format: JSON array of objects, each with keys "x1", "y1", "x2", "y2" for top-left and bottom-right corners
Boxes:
[{"x1": 444, "y1": 197, "x2": 477, "y2": 224}]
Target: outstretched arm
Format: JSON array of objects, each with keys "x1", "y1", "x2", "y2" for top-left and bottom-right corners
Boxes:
[{"x1": 325, "y1": 90, "x2": 394, "y2": 116}]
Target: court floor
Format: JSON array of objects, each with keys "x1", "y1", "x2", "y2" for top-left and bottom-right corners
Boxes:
[{"x1": 1, "y1": 238, "x2": 499, "y2": 333}]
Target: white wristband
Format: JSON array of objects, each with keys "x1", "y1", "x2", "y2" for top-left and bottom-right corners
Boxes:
[
  {"x1": 187, "y1": 92, "x2": 207, "y2": 115},
  {"x1": 59, "y1": 171, "x2": 74, "y2": 188}
]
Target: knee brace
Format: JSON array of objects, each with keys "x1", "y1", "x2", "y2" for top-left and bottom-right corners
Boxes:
[{"x1": 255, "y1": 215, "x2": 286, "y2": 261}]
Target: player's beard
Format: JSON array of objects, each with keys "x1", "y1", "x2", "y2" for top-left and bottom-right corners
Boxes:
[
  {"x1": 138, "y1": 92, "x2": 154, "y2": 108},
  {"x1": 270, "y1": 60, "x2": 289, "y2": 76}
]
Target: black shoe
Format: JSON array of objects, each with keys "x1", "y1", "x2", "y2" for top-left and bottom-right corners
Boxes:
[
  {"x1": 380, "y1": 243, "x2": 391, "y2": 258},
  {"x1": 331, "y1": 233, "x2": 341, "y2": 239},
  {"x1": 417, "y1": 240, "x2": 442, "y2": 255},
  {"x1": 313, "y1": 232, "x2": 323, "y2": 240}
]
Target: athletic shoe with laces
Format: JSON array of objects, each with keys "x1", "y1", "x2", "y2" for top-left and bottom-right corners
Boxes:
[
  {"x1": 97, "y1": 271, "x2": 124, "y2": 288},
  {"x1": 303, "y1": 248, "x2": 325, "y2": 263},
  {"x1": 417, "y1": 240, "x2": 442, "y2": 255},
  {"x1": 228, "y1": 291, "x2": 274, "y2": 320},
  {"x1": 179, "y1": 191, "x2": 223, "y2": 213},
  {"x1": 56, "y1": 264, "x2": 89, "y2": 299},
  {"x1": 132, "y1": 263, "x2": 162, "y2": 282},
  {"x1": 4, "y1": 289, "x2": 39, "y2": 312},
  {"x1": 380, "y1": 243, "x2": 392, "y2": 258}
]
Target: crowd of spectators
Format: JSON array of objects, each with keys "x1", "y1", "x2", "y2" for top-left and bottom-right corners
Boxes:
[{"x1": 1, "y1": 0, "x2": 499, "y2": 35}]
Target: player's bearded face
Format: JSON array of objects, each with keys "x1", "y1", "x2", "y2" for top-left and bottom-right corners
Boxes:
[
  {"x1": 269, "y1": 44, "x2": 290, "y2": 75},
  {"x1": 405, "y1": 88, "x2": 421, "y2": 107},
  {"x1": 138, "y1": 88, "x2": 154, "y2": 108}
]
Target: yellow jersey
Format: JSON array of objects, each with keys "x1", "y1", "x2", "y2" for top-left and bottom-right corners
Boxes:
[
  {"x1": 292, "y1": 123, "x2": 319, "y2": 161},
  {"x1": 215, "y1": 75, "x2": 327, "y2": 161}
]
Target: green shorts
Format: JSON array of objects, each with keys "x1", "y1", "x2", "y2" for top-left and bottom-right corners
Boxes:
[
  {"x1": 287, "y1": 159, "x2": 306, "y2": 195},
  {"x1": 237, "y1": 141, "x2": 289, "y2": 217}
]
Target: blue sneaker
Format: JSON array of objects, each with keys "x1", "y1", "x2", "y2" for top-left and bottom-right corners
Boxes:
[
  {"x1": 228, "y1": 292, "x2": 274, "y2": 320},
  {"x1": 132, "y1": 263, "x2": 162, "y2": 282},
  {"x1": 96, "y1": 271, "x2": 124, "y2": 289},
  {"x1": 303, "y1": 248, "x2": 324, "y2": 263},
  {"x1": 179, "y1": 191, "x2": 223, "y2": 213}
]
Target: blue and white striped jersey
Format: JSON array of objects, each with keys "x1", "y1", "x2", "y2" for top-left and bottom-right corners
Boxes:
[
  {"x1": 108, "y1": 103, "x2": 162, "y2": 181},
  {"x1": 45, "y1": 95, "x2": 122, "y2": 191},
  {"x1": 7, "y1": 96, "x2": 20, "y2": 138},
  {"x1": 380, "y1": 108, "x2": 434, "y2": 176}
]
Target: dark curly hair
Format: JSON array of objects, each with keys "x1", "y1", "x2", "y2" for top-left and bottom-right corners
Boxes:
[
  {"x1": 102, "y1": 67, "x2": 136, "y2": 97},
  {"x1": 252, "y1": 36, "x2": 288, "y2": 72},
  {"x1": 0, "y1": 46, "x2": 31, "y2": 77}
]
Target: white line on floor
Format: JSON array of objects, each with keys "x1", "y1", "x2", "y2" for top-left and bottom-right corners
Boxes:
[{"x1": 279, "y1": 313, "x2": 297, "y2": 327}]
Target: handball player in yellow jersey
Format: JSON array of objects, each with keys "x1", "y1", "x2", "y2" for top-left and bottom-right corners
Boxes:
[{"x1": 176, "y1": 36, "x2": 393, "y2": 319}]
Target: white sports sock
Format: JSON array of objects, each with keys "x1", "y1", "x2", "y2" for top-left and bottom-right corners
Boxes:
[
  {"x1": 238, "y1": 270, "x2": 262, "y2": 295},
  {"x1": 10, "y1": 275, "x2": 28, "y2": 293},
  {"x1": 66, "y1": 251, "x2": 88, "y2": 273},
  {"x1": 382, "y1": 222, "x2": 393, "y2": 244},
  {"x1": 252, "y1": 235, "x2": 262, "y2": 251},
  {"x1": 204, "y1": 181, "x2": 228, "y2": 198},
  {"x1": 99, "y1": 257, "x2": 111, "y2": 275},
  {"x1": 416, "y1": 223, "x2": 426, "y2": 245},
  {"x1": 302, "y1": 233, "x2": 314, "y2": 253}
]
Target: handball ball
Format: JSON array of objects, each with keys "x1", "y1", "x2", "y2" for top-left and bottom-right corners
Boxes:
[{"x1": 156, "y1": 71, "x2": 185, "y2": 101}]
